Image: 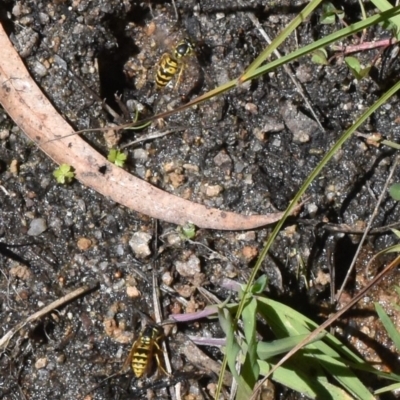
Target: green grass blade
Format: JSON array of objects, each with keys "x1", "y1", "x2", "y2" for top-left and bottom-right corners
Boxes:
[
  {"x1": 232, "y1": 11, "x2": 400, "y2": 347},
  {"x1": 214, "y1": 8, "x2": 400, "y2": 399},
  {"x1": 375, "y1": 302, "x2": 400, "y2": 351},
  {"x1": 240, "y1": 0, "x2": 323, "y2": 80},
  {"x1": 247, "y1": 6, "x2": 400, "y2": 82},
  {"x1": 241, "y1": 297, "x2": 259, "y2": 388},
  {"x1": 134, "y1": 7, "x2": 400, "y2": 132},
  {"x1": 370, "y1": 0, "x2": 400, "y2": 36},
  {"x1": 259, "y1": 360, "x2": 354, "y2": 400},
  {"x1": 316, "y1": 354, "x2": 375, "y2": 400},
  {"x1": 257, "y1": 333, "x2": 327, "y2": 360},
  {"x1": 257, "y1": 297, "x2": 361, "y2": 361},
  {"x1": 218, "y1": 307, "x2": 241, "y2": 381},
  {"x1": 235, "y1": 74, "x2": 400, "y2": 356},
  {"x1": 375, "y1": 382, "x2": 400, "y2": 395},
  {"x1": 257, "y1": 298, "x2": 376, "y2": 399}
]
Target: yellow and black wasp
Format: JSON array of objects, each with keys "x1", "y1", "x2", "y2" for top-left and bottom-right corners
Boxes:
[
  {"x1": 155, "y1": 37, "x2": 196, "y2": 89},
  {"x1": 127, "y1": 324, "x2": 168, "y2": 378}
]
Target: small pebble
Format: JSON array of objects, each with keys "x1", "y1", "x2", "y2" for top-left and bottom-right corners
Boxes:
[
  {"x1": 35, "y1": 357, "x2": 48, "y2": 370},
  {"x1": 0, "y1": 129, "x2": 10, "y2": 140},
  {"x1": 32, "y1": 60, "x2": 48, "y2": 77},
  {"x1": 165, "y1": 232, "x2": 182, "y2": 246},
  {"x1": 169, "y1": 172, "x2": 185, "y2": 188},
  {"x1": 56, "y1": 354, "x2": 66, "y2": 364},
  {"x1": 245, "y1": 102, "x2": 258, "y2": 114},
  {"x1": 126, "y1": 286, "x2": 141, "y2": 298},
  {"x1": 263, "y1": 119, "x2": 285, "y2": 133},
  {"x1": 236, "y1": 231, "x2": 256, "y2": 241},
  {"x1": 133, "y1": 148, "x2": 148, "y2": 160},
  {"x1": 306, "y1": 203, "x2": 318, "y2": 218},
  {"x1": 214, "y1": 151, "x2": 232, "y2": 167},
  {"x1": 162, "y1": 271, "x2": 173, "y2": 286},
  {"x1": 205, "y1": 184, "x2": 222, "y2": 197},
  {"x1": 9, "y1": 159, "x2": 18, "y2": 175},
  {"x1": 27, "y1": 218, "x2": 47, "y2": 236},
  {"x1": 77, "y1": 237, "x2": 92, "y2": 251},
  {"x1": 129, "y1": 232, "x2": 152, "y2": 258},
  {"x1": 241, "y1": 246, "x2": 258, "y2": 261},
  {"x1": 175, "y1": 254, "x2": 201, "y2": 277}
]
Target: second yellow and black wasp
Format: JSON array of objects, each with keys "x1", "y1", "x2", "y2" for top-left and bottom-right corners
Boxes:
[
  {"x1": 155, "y1": 37, "x2": 196, "y2": 89},
  {"x1": 127, "y1": 324, "x2": 169, "y2": 378}
]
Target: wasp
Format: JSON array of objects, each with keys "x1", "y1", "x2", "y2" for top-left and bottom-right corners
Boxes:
[
  {"x1": 127, "y1": 325, "x2": 168, "y2": 378},
  {"x1": 155, "y1": 38, "x2": 196, "y2": 89}
]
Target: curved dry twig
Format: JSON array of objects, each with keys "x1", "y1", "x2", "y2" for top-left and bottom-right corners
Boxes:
[
  {"x1": 0, "y1": 282, "x2": 98, "y2": 351},
  {"x1": 0, "y1": 24, "x2": 297, "y2": 230}
]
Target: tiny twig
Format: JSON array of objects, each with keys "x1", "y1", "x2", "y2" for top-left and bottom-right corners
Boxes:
[
  {"x1": 0, "y1": 282, "x2": 98, "y2": 351},
  {"x1": 152, "y1": 270, "x2": 173, "y2": 375},
  {"x1": 119, "y1": 126, "x2": 187, "y2": 149},
  {"x1": 331, "y1": 37, "x2": 398, "y2": 55}
]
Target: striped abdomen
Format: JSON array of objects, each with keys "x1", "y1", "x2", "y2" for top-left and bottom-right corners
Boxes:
[
  {"x1": 131, "y1": 335, "x2": 153, "y2": 378},
  {"x1": 155, "y1": 55, "x2": 180, "y2": 88}
]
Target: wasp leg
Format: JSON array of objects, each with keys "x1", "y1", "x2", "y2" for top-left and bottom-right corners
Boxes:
[
  {"x1": 154, "y1": 352, "x2": 170, "y2": 376},
  {"x1": 174, "y1": 62, "x2": 185, "y2": 91},
  {"x1": 154, "y1": 338, "x2": 170, "y2": 376}
]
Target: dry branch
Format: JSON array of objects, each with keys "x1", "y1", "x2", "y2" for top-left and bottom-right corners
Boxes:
[
  {"x1": 0, "y1": 24, "x2": 297, "y2": 230},
  {"x1": 0, "y1": 282, "x2": 98, "y2": 351}
]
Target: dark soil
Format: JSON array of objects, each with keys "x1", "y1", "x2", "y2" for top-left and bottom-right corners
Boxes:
[{"x1": 1, "y1": 0, "x2": 400, "y2": 399}]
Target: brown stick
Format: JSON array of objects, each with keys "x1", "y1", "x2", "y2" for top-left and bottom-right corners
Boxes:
[
  {"x1": 0, "y1": 24, "x2": 296, "y2": 230},
  {"x1": 0, "y1": 282, "x2": 98, "y2": 351}
]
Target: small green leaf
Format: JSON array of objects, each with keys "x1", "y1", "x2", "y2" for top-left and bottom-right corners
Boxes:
[
  {"x1": 377, "y1": 243, "x2": 400, "y2": 255},
  {"x1": 218, "y1": 307, "x2": 233, "y2": 337},
  {"x1": 345, "y1": 57, "x2": 371, "y2": 80},
  {"x1": 311, "y1": 49, "x2": 328, "y2": 65},
  {"x1": 345, "y1": 56, "x2": 361, "y2": 72},
  {"x1": 108, "y1": 149, "x2": 127, "y2": 167},
  {"x1": 252, "y1": 275, "x2": 268, "y2": 294},
  {"x1": 389, "y1": 183, "x2": 400, "y2": 201},
  {"x1": 53, "y1": 164, "x2": 75, "y2": 184},
  {"x1": 320, "y1": 2, "x2": 344, "y2": 24},
  {"x1": 180, "y1": 222, "x2": 196, "y2": 239}
]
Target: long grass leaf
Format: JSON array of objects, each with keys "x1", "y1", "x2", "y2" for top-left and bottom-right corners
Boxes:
[
  {"x1": 370, "y1": 0, "x2": 400, "y2": 35},
  {"x1": 375, "y1": 303, "x2": 400, "y2": 351},
  {"x1": 240, "y1": 0, "x2": 323, "y2": 80},
  {"x1": 242, "y1": 297, "x2": 259, "y2": 388},
  {"x1": 258, "y1": 360, "x2": 354, "y2": 399},
  {"x1": 248, "y1": 6, "x2": 400, "y2": 81}
]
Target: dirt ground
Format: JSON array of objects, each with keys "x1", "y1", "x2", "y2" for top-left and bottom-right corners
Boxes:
[{"x1": 1, "y1": 0, "x2": 400, "y2": 399}]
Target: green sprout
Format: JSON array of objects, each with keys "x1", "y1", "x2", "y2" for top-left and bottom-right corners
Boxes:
[
  {"x1": 179, "y1": 222, "x2": 197, "y2": 240},
  {"x1": 107, "y1": 149, "x2": 127, "y2": 167},
  {"x1": 311, "y1": 48, "x2": 329, "y2": 65},
  {"x1": 345, "y1": 56, "x2": 371, "y2": 80},
  {"x1": 53, "y1": 164, "x2": 75, "y2": 184},
  {"x1": 320, "y1": 1, "x2": 345, "y2": 24}
]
